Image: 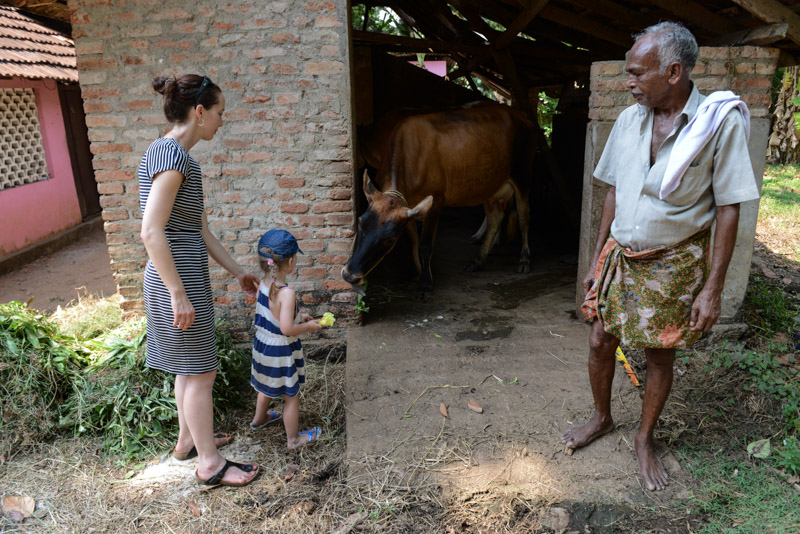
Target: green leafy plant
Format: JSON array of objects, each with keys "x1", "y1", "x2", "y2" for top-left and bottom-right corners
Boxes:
[
  {"x1": 744, "y1": 276, "x2": 798, "y2": 335},
  {"x1": 355, "y1": 280, "x2": 370, "y2": 315},
  {"x1": 538, "y1": 91, "x2": 559, "y2": 143},
  {"x1": 0, "y1": 301, "x2": 86, "y2": 456},
  {"x1": 60, "y1": 318, "x2": 249, "y2": 459},
  {"x1": 710, "y1": 342, "x2": 800, "y2": 474}
]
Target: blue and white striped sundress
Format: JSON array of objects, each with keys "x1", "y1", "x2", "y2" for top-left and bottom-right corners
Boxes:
[
  {"x1": 251, "y1": 282, "x2": 305, "y2": 398},
  {"x1": 138, "y1": 138, "x2": 217, "y2": 375}
]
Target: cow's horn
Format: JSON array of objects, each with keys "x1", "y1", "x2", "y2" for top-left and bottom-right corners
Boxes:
[{"x1": 363, "y1": 170, "x2": 377, "y2": 196}]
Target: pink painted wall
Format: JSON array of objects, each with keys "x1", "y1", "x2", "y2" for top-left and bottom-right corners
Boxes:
[
  {"x1": 409, "y1": 60, "x2": 447, "y2": 77},
  {"x1": 0, "y1": 78, "x2": 82, "y2": 257}
]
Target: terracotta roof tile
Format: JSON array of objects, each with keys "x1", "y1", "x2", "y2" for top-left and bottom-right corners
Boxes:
[{"x1": 0, "y1": 6, "x2": 77, "y2": 83}]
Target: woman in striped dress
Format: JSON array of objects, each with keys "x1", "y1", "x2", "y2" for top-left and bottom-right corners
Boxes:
[{"x1": 139, "y1": 74, "x2": 260, "y2": 487}]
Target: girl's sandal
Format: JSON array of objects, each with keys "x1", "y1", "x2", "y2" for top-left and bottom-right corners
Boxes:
[
  {"x1": 249, "y1": 411, "x2": 283, "y2": 430},
  {"x1": 290, "y1": 426, "x2": 321, "y2": 450}
]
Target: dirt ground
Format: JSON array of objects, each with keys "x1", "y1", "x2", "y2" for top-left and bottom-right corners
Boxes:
[
  {"x1": 0, "y1": 225, "x2": 117, "y2": 312},
  {"x1": 344, "y1": 209, "x2": 698, "y2": 533},
  {"x1": 2, "y1": 207, "x2": 797, "y2": 533}
]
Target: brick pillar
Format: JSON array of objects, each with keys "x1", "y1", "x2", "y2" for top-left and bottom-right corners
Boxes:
[{"x1": 578, "y1": 46, "x2": 779, "y2": 324}]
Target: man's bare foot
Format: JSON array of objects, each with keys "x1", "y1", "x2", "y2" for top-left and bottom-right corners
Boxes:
[
  {"x1": 562, "y1": 414, "x2": 614, "y2": 449},
  {"x1": 634, "y1": 434, "x2": 668, "y2": 491}
]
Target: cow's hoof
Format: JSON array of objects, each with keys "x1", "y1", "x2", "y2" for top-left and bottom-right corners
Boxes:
[
  {"x1": 517, "y1": 262, "x2": 530, "y2": 274},
  {"x1": 464, "y1": 262, "x2": 481, "y2": 273},
  {"x1": 416, "y1": 286, "x2": 433, "y2": 301}
]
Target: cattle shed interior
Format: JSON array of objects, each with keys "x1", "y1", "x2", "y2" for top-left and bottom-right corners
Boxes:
[
  {"x1": 349, "y1": 0, "x2": 800, "y2": 292},
  {"x1": 7, "y1": 0, "x2": 800, "y2": 312}
]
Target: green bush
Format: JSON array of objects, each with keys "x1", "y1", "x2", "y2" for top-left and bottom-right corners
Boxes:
[{"x1": 0, "y1": 301, "x2": 86, "y2": 457}]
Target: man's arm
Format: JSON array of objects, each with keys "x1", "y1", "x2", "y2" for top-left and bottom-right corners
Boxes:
[
  {"x1": 689, "y1": 203, "x2": 740, "y2": 332},
  {"x1": 583, "y1": 186, "x2": 616, "y2": 295}
]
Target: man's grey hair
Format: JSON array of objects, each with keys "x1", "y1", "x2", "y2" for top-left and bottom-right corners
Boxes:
[{"x1": 634, "y1": 21, "x2": 698, "y2": 73}]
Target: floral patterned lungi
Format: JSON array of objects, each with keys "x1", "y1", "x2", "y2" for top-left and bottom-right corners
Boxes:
[{"x1": 582, "y1": 230, "x2": 710, "y2": 349}]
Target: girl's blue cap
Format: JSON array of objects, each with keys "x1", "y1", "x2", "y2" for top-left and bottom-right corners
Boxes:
[{"x1": 258, "y1": 229, "x2": 303, "y2": 260}]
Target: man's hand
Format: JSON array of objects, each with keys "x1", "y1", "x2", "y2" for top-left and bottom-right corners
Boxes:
[
  {"x1": 689, "y1": 287, "x2": 721, "y2": 332},
  {"x1": 582, "y1": 269, "x2": 596, "y2": 296}
]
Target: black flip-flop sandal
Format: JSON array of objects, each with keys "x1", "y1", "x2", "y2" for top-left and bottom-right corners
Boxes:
[
  {"x1": 195, "y1": 459, "x2": 260, "y2": 487},
  {"x1": 173, "y1": 433, "x2": 233, "y2": 461}
]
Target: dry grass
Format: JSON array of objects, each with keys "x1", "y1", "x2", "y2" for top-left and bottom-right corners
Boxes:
[{"x1": 1, "y1": 347, "x2": 570, "y2": 534}]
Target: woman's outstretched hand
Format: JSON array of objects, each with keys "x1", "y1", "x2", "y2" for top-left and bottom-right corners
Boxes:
[{"x1": 237, "y1": 271, "x2": 260, "y2": 298}]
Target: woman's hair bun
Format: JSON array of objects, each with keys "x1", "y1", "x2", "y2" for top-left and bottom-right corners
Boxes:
[{"x1": 152, "y1": 76, "x2": 172, "y2": 95}]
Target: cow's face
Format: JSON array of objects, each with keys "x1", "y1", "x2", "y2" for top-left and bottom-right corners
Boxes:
[{"x1": 342, "y1": 172, "x2": 432, "y2": 295}]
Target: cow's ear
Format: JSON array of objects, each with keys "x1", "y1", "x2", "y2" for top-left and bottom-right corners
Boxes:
[
  {"x1": 406, "y1": 195, "x2": 433, "y2": 220},
  {"x1": 362, "y1": 170, "x2": 377, "y2": 200}
]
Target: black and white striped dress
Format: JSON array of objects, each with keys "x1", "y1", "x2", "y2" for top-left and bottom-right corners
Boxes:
[{"x1": 138, "y1": 137, "x2": 217, "y2": 375}]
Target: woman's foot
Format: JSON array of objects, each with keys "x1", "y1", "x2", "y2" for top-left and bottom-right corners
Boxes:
[
  {"x1": 250, "y1": 411, "x2": 283, "y2": 430},
  {"x1": 195, "y1": 457, "x2": 259, "y2": 487},
  {"x1": 287, "y1": 426, "x2": 321, "y2": 450},
  {"x1": 173, "y1": 433, "x2": 233, "y2": 460}
]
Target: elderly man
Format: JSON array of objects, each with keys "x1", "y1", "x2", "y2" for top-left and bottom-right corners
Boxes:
[{"x1": 562, "y1": 22, "x2": 760, "y2": 491}]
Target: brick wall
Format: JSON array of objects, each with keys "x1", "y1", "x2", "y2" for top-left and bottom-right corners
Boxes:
[
  {"x1": 578, "y1": 46, "x2": 780, "y2": 322},
  {"x1": 588, "y1": 46, "x2": 778, "y2": 120},
  {"x1": 67, "y1": 0, "x2": 355, "y2": 336}
]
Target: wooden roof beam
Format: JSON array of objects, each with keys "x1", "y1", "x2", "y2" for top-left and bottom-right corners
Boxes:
[
  {"x1": 647, "y1": 0, "x2": 739, "y2": 35},
  {"x1": 538, "y1": 5, "x2": 633, "y2": 48},
  {"x1": 523, "y1": 18, "x2": 629, "y2": 57},
  {"x1": 493, "y1": 0, "x2": 551, "y2": 50},
  {"x1": 561, "y1": 0, "x2": 653, "y2": 30},
  {"x1": 351, "y1": 29, "x2": 485, "y2": 54},
  {"x1": 445, "y1": 0, "x2": 550, "y2": 84},
  {"x1": 707, "y1": 22, "x2": 789, "y2": 46},
  {"x1": 729, "y1": 0, "x2": 800, "y2": 46}
]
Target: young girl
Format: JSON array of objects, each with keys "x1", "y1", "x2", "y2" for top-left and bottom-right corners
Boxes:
[{"x1": 250, "y1": 229, "x2": 323, "y2": 449}]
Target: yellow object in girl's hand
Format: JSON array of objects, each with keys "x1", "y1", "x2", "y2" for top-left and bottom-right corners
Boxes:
[{"x1": 319, "y1": 312, "x2": 336, "y2": 327}]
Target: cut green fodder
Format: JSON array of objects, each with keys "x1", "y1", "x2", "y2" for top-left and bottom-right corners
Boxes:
[
  {"x1": 51, "y1": 292, "x2": 123, "y2": 340},
  {"x1": 60, "y1": 318, "x2": 251, "y2": 459},
  {"x1": 0, "y1": 301, "x2": 86, "y2": 458}
]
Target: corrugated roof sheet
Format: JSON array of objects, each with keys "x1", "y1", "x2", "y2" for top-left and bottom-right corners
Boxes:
[{"x1": 0, "y1": 6, "x2": 77, "y2": 83}]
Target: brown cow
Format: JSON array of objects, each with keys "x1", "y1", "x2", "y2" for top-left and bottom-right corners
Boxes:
[{"x1": 342, "y1": 103, "x2": 535, "y2": 296}]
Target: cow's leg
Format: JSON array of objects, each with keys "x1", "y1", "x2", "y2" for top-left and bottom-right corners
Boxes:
[
  {"x1": 514, "y1": 186, "x2": 532, "y2": 274},
  {"x1": 417, "y1": 207, "x2": 441, "y2": 296},
  {"x1": 406, "y1": 222, "x2": 422, "y2": 280},
  {"x1": 465, "y1": 202, "x2": 504, "y2": 272},
  {"x1": 470, "y1": 212, "x2": 488, "y2": 244}
]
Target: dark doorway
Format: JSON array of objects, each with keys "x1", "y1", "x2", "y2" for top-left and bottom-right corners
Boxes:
[{"x1": 58, "y1": 84, "x2": 100, "y2": 220}]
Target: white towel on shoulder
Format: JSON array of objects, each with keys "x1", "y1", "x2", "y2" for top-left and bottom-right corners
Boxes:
[{"x1": 660, "y1": 91, "x2": 750, "y2": 200}]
